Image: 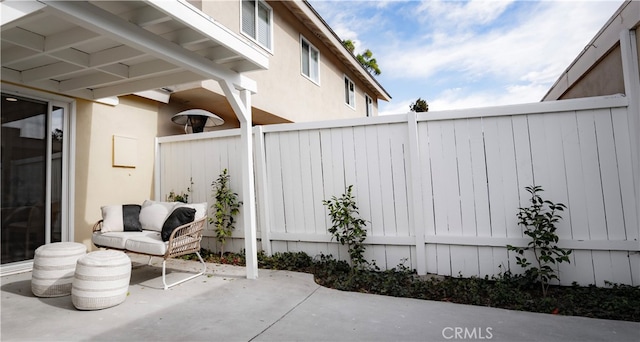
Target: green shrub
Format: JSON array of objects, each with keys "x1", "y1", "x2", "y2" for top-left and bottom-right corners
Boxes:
[{"x1": 507, "y1": 185, "x2": 572, "y2": 297}]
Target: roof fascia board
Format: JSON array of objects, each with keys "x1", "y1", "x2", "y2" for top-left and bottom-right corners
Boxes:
[
  {"x1": 1, "y1": 0, "x2": 46, "y2": 28},
  {"x1": 40, "y1": 0, "x2": 257, "y2": 95},
  {"x1": 290, "y1": 1, "x2": 391, "y2": 101},
  {"x1": 146, "y1": 0, "x2": 268, "y2": 71}
]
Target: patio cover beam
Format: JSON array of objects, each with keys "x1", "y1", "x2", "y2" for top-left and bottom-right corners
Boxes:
[{"x1": 41, "y1": 0, "x2": 261, "y2": 95}]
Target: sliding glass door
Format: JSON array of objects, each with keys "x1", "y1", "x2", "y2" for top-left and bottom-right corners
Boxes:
[{"x1": 1, "y1": 92, "x2": 69, "y2": 264}]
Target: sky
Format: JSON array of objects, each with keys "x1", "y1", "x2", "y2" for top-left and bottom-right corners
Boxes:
[{"x1": 308, "y1": 0, "x2": 625, "y2": 115}]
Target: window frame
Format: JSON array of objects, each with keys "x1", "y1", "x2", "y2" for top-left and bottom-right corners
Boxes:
[
  {"x1": 344, "y1": 75, "x2": 356, "y2": 109},
  {"x1": 300, "y1": 35, "x2": 320, "y2": 85},
  {"x1": 240, "y1": 0, "x2": 273, "y2": 52},
  {"x1": 365, "y1": 94, "x2": 373, "y2": 117}
]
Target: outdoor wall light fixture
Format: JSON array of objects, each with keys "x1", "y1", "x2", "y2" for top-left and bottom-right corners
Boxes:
[{"x1": 171, "y1": 109, "x2": 224, "y2": 133}]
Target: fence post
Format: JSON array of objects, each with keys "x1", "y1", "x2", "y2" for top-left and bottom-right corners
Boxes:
[
  {"x1": 620, "y1": 29, "x2": 640, "y2": 243},
  {"x1": 254, "y1": 125, "x2": 272, "y2": 256},
  {"x1": 406, "y1": 112, "x2": 427, "y2": 275}
]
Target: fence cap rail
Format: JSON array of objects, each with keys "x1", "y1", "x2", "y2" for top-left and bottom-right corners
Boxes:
[{"x1": 420, "y1": 94, "x2": 628, "y2": 121}]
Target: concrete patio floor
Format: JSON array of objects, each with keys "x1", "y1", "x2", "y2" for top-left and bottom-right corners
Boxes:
[{"x1": 1, "y1": 255, "x2": 638, "y2": 342}]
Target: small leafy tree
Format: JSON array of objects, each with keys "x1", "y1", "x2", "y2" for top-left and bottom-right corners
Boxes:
[
  {"x1": 342, "y1": 39, "x2": 381, "y2": 76},
  {"x1": 210, "y1": 169, "x2": 242, "y2": 257},
  {"x1": 410, "y1": 98, "x2": 429, "y2": 112},
  {"x1": 322, "y1": 185, "x2": 368, "y2": 268},
  {"x1": 507, "y1": 185, "x2": 572, "y2": 297}
]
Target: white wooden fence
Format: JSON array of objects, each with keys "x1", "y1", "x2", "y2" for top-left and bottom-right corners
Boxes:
[{"x1": 156, "y1": 95, "x2": 639, "y2": 286}]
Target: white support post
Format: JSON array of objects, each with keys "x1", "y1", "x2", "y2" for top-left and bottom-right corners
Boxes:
[
  {"x1": 221, "y1": 80, "x2": 258, "y2": 279},
  {"x1": 620, "y1": 29, "x2": 640, "y2": 246},
  {"x1": 406, "y1": 112, "x2": 427, "y2": 275}
]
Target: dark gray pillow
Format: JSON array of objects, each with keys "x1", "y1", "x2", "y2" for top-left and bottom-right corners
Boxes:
[
  {"x1": 161, "y1": 207, "x2": 196, "y2": 241},
  {"x1": 122, "y1": 204, "x2": 142, "y2": 231}
]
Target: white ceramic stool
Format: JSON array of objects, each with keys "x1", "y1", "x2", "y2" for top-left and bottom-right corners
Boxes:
[
  {"x1": 31, "y1": 242, "x2": 87, "y2": 297},
  {"x1": 72, "y1": 250, "x2": 131, "y2": 310}
]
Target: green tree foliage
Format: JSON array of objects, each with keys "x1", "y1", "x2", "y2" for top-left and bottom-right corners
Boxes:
[
  {"x1": 410, "y1": 98, "x2": 429, "y2": 112},
  {"x1": 210, "y1": 169, "x2": 242, "y2": 256},
  {"x1": 507, "y1": 185, "x2": 572, "y2": 297},
  {"x1": 342, "y1": 39, "x2": 381, "y2": 76},
  {"x1": 322, "y1": 185, "x2": 368, "y2": 268}
]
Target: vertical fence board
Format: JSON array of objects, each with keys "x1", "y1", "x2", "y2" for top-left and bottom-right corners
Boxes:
[
  {"x1": 454, "y1": 119, "x2": 476, "y2": 237},
  {"x1": 342, "y1": 128, "x2": 358, "y2": 190},
  {"x1": 365, "y1": 125, "x2": 384, "y2": 236},
  {"x1": 612, "y1": 108, "x2": 639, "y2": 241},
  {"x1": 418, "y1": 122, "x2": 436, "y2": 238},
  {"x1": 477, "y1": 246, "x2": 495, "y2": 277},
  {"x1": 439, "y1": 244, "x2": 453, "y2": 276},
  {"x1": 496, "y1": 117, "x2": 520, "y2": 239},
  {"x1": 594, "y1": 110, "x2": 626, "y2": 240},
  {"x1": 265, "y1": 134, "x2": 285, "y2": 233},
  {"x1": 610, "y1": 251, "x2": 633, "y2": 285},
  {"x1": 484, "y1": 119, "x2": 507, "y2": 238},
  {"x1": 280, "y1": 132, "x2": 297, "y2": 232},
  {"x1": 469, "y1": 119, "x2": 491, "y2": 238},
  {"x1": 330, "y1": 128, "x2": 346, "y2": 195},
  {"x1": 385, "y1": 246, "x2": 411, "y2": 269},
  {"x1": 376, "y1": 125, "x2": 397, "y2": 236},
  {"x1": 564, "y1": 250, "x2": 596, "y2": 285},
  {"x1": 512, "y1": 115, "x2": 534, "y2": 208},
  {"x1": 298, "y1": 131, "x2": 316, "y2": 235},
  {"x1": 426, "y1": 244, "x2": 438, "y2": 273},
  {"x1": 390, "y1": 124, "x2": 410, "y2": 236},
  {"x1": 559, "y1": 112, "x2": 590, "y2": 240},
  {"x1": 308, "y1": 131, "x2": 327, "y2": 235},
  {"x1": 353, "y1": 126, "x2": 373, "y2": 236},
  {"x1": 577, "y1": 110, "x2": 607, "y2": 240},
  {"x1": 449, "y1": 245, "x2": 480, "y2": 277}
]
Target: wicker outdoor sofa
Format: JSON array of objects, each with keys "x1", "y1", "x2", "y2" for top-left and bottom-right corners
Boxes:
[{"x1": 91, "y1": 200, "x2": 207, "y2": 290}]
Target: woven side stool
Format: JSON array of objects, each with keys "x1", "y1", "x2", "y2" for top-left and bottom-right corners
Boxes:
[
  {"x1": 31, "y1": 242, "x2": 87, "y2": 297},
  {"x1": 72, "y1": 250, "x2": 131, "y2": 310}
]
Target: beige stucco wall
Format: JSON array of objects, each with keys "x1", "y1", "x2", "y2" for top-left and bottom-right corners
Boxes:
[
  {"x1": 559, "y1": 45, "x2": 625, "y2": 100},
  {"x1": 198, "y1": 0, "x2": 379, "y2": 122},
  {"x1": 74, "y1": 96, "x2": 160, "y2": 250}
]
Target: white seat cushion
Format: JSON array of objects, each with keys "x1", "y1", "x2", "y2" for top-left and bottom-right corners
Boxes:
[
  {"x1": 124, "y1": 232, "x2": 167, "y2": 256},
  {"x1": 92, "y1": 231, "x2": 152, "y2": 250}
]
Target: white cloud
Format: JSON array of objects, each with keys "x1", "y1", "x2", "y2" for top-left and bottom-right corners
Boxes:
[
  {"x1": 381, "y1": 1, "x2": 619, "y2": 82},
  {"x1": 416, "y1": 0, "x2": 514, "y2": 28},
  {"x1": 312, "y1": 0, "x2": 624, "y2": 113}
]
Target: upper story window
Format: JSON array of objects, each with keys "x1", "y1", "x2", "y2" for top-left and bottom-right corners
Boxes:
[
  {"x1": 365, "y1": 94, "x2": 373, "y2": 117},
  {"x1": 344, "y1": 76, "x2": 355, "y2": 109},
  {"x1": 301, "y1": 36, "x2": 320, "y2": 84},
  {"x1": 241, "y1": 0, "x2": 272, "y2": 51}
]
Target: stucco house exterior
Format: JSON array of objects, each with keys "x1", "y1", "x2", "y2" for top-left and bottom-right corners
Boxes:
[{"x1": 0, "y1": 0, "x2": 390, "y2": 275}]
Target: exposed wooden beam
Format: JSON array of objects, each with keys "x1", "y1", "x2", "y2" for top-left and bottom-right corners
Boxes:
[
  {"x1": 90, "y1": 45, "x2": 145, "y2": 67},
  {"x1": 58, "y1": 72, "x2": 122, "y2": 92},
  {"x1": 90, "y1": 70, "x2": 206, "y2": 99},
  {"x1": 44, "y1": 27, "x2": 100, "y2": 52},
  {"x1": 2, "y1": 27, "x2": 44, "y2": 51},
  {"x1": 50, "y1": 48, "x2": 90, "y2": 68},
  {"x1": 21, "y1": 61, "x2": 82, "y2": 82}
]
